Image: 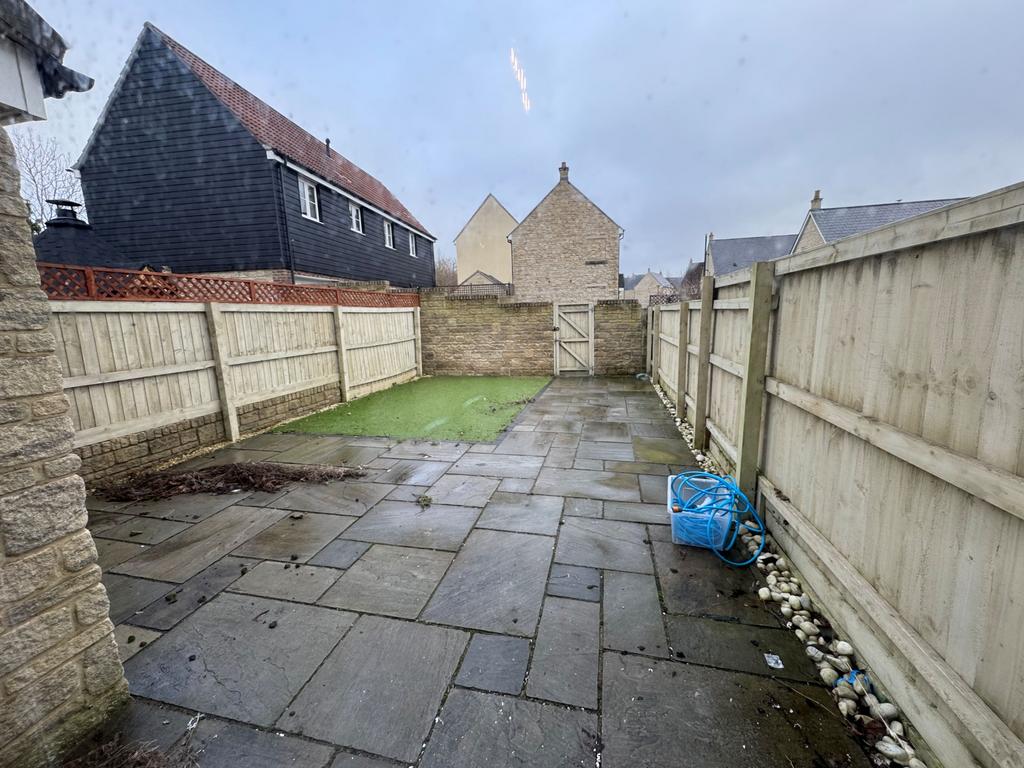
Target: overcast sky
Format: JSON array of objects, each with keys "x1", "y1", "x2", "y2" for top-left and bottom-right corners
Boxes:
[{"x1": 15, "y1": 0, "x2": 1024, "y2": 276}]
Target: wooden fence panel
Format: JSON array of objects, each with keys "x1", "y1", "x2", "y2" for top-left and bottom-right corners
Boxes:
[
  {"x1": 655, "y1": 305, "x2": 681, "y2": 404},
  {"x1": 341, "y1": 308, "x2": 418, "y2": 399}
]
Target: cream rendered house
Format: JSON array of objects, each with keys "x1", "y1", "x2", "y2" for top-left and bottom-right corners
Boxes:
[{"x1": 455, "y1": 194, "x2": 517, "y2": 285}]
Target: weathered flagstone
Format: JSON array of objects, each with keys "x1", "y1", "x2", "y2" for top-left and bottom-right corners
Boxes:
[
  {"x1": 113, "y1": 623, "x2": 162, "y2": 661},
  {"x1": 533, "y1": 468, "x2": 640, "y2": 502},
  {"x1": 563, "y1": 497, "x2": 602, "y2": 518},
  {"x1": 273, "y1": 481, "x2": 392, "y2": 516},
  {"x1": 554, "y1": 517, "x2": 653, "y2": 574},
  {"x1": 603, "y1": 570, "x2": 668, "y2": 656},
  {"x1": 455, "y1": 634, "x2": 530, "y2": 694},
  {"x1": 497, "y1": 477, "x2": 533, "y2": 493},
  {"x1": 102, "y1": 573, "x2": 174, "y2": 624},
  {"x1": 475, "y1": 492, "x2": 563, "y2": 535},
  {"x1": 308, "y1": 538, "x2": 371, "y2": 569},
  {"x1": 191, "y1": 717, "x2": 336, "y2": 768},
  {"x1": 192, "y1": 448, "x2": 280, "y2": 467},
  {"x1": 601, "y1": 653, "x2": 870, "y2": 768},
  {"x1": 575, "y1": 441, "x2": 635, "y2": 462},
  {"x1": 236, "y1": 432, "x2": 310, "y2": 452},
  {"x1": 232, "y1": 512, "x2": 356, "y2": 562},
  {"x1": 581, "y1": 421, "x2": 631, "y2": 443},
  {"x1": 318, "y1": 544, "x2": 453, "y2": 618},
  {"x1": 533, "y1": 417, "x2": 581, "y2": 434},
  {"x1": 86, "y1": 699, "x2": 190, "y2": 753},
  {"x1": 228, "y1": 561, "x2": 341, "y2": 603},
  {"x1": 274, "y1": 436, "x2": 377, "y2": 465},
  {"x1": 127, "y1": 593, "x2": 355, "y2": 727},
  {"x1": 638, "y1": 473, "x2": 668, "y2": 504},
  {"x1": 632, "y1": 436, "x2": 695, "y2": 464},
  {"x1": 86, "y1": 509, "x2": 130, "y2": 534},
  {"x1": 426, "y1": 474, "x2": 500, "y2": 507},
  {"x1": 130, "y1": 557, "x2": 250, "y2": 631},
  {"x1": 341, "y1": 500, "x2": 478, "y2": 551},
  {"x1": 450, "y1": 453, "x2": 544, "y2": 479},
  {"x1": 605, "y1": 460, "x2": 674, "y2": 476},
  {"x1": 422, "y1": 529, "x2": 552, "y2": 635},
  {"x1": 85, "y1": 495, "x2": 133, "y2": 513},
  {"x1": 420, "y1": 689, "x2": 597, "y2": 768},
  {"x1": 547, "y1": 563, "x2": 601, "y2": 602},
  {"x1": 603, "y1": 500, "x2": 667, "y2": 525},
  {"x1": 492, "y1": 431, "x2": 556, "y2": 456},
  {"x1": 124, "y1": 492, "x2": 248, "y2": 523},
  {"x1": 114, "y1": 505, "x2": 288, "y2": 583},
  {"x1": 629, "y1": 421, "x2": 684, "y2": 438},
  {"x1": 384, "y1": 483, "x2": 429, "y2": 502},
  {"x1": 284, "y1": 615, "x2": 467, "y2": 762},
  {"x1": 96, "y1": 539, "x2": 148, "y2": 570},
  {"x1": 330, "y1": 754, "x2": 397, "y2": 768},
  {"x1": 370, "y1": 459, "x2": 452, "y2": 485},
  {"x1": 526, "y1": 597, "x2": 599, "y2": 708},
  {"x1": 381, "y1": 439, "x2": 470, "y2": 462}
]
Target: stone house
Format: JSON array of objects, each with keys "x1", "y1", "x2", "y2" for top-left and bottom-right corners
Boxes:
[
  {"x1": 622, "y1": 271, "x2": 678, "y2": 306},
  {"x1": 454, "y1": 194, "x2": 517, "y2": 285},
  {"x1": 508, "y1": 163, "x2": 622, "y2": 303}
]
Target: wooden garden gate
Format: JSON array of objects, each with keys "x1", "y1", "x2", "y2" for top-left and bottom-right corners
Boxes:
[{"x1": 553, "y1": 303, "x2": 594, "y2": 375}]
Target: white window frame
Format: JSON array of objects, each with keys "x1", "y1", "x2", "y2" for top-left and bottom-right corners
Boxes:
[
  {"x1": 298, "y1": 176, "x2": 320, "y2": 222},
  {"x1": 383, "y1": 220, "x2": 394, "y2": 249},
  {"x1": 408, "y1": 230, "x2": 417, "y2": 257},
  {"x1": 349, "y1": 202, "x2": 364, "y2": 234}
]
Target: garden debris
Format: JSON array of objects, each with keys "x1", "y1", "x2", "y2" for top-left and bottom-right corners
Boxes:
[
  {"x1": 95, "y1": 462, "x2": 362, "y2": 502},
  {"x1": 417, "y1": 494, "x2": 433, "y2": 509},
  {"x1": 62, "y1": 732, "x2": 199, "y2": 768}
]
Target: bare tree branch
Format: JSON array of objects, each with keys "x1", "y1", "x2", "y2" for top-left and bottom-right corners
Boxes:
[
  {"x1": 9, "y1": 129, "x2": 84, "y2": 232},
  {"x1": 434, "y1": 248, "x2": 457, "y2": 286}
]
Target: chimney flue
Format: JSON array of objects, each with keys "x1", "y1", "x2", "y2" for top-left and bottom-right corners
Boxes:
[
  {"x1": 559, "y1": 162, "x2": 569, "y2": 181},
  {"x1": 811, "y1": 189, "x2": 822, "y2": 210},
  {"x1": 325, "y1": 138, "x2": 331, "y2": 156}
]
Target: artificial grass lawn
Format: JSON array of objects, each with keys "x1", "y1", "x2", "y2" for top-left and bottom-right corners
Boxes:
[{"x1": 275, "y1": 376, "x2": 551, "y2": 442}]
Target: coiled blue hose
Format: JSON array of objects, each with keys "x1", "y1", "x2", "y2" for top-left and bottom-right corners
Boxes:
[{"x1": 669, "y1": 471, "x2": 766, "y2": 567}]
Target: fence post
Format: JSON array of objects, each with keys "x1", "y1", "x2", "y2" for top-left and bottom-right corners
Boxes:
[
  {"x1": 205, "y1": 302, "x2": 240, "y2": 442},
  {"x1": 692, "y1": 275, "x2": 714, "y2": 451},
  {"x1": 674, "y1": 301, "x2": 689, "y2": 412},
  {"x1": 735, "y1": 261, "x2": 775, "y2": 499},
  {"x1": 645, "y1": 307, "x2": 654, "y2": 375},
  {"x1": 333, "y1": 306, "x2": 350, "y2": 402},
  {"x1": 650, "y1": 306, "x2": 662, "y2": 385},
  {"x1": 413, "y1": 307, "x2": 423, "y2": 376},
  {"x1": 84, "y1": 266, "x2": 97, "y2": 299}
]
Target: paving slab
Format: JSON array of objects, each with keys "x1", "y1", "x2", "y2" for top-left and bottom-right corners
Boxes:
[
  {"x1": 632, "y1": 436, "x2": 695, "y2": 464},
  {"x1": 601, "y1": 653, "x2": 871, "y2": 768},
  {"x1": 330, "y1": 754, "x2": 398, "y2": 768},
  {"x1": 652, "y1": 541, "x2": 779, "y2": 627},
  {"x1": 534, "y1": 417, "x2": 581, "y2": 434},
  {"x1": 113, "y1": 623, "x2": 162, "y2": 661},
  {"x1": 605, "y1": 460, "x2": 674, "y2": 476},
  {"x1": 467, "y1": 443, "x2": 496, "y2": 453},
  {"x1": 542, "y1": 448, "x2": 575, "y2": 468},
  {"x1": 497, "y1": 477, "x2": 533, "y2": 493},
  {"x1": 102, "y1": 573, "x2": 174, "y2": 624},
  {"x1": 284, "y1": 614, "x2": 467, "y2": 762},
  {"x1": 124, "y1": 492, "x2": 248, "y2": 522},
  {"x1": 422, "y1": 529, "x2": 553, "y2": 635},
  {"x1": 236, "y1": 432, "x2": 312, "y2": 452},
  {"x1": 232, "y1": 512, "x2": 356, "y2": 562},
  {"x1": 341, "y1": 500, "x2": 478, "y2": 551},
  {"x1": 492, "y1": 431, "x2": 556, "y2": 456},
  {"x1": 581, "y1": 421, "x2": 631, "y2": 443},
  {"x1": 83, "y1": 698, "x2": 190, "y2": 754},
  {"x1": 576, "y1": 441, "x2": 635, "y2": 462},
  {"x1": 603, "y1": 500, "x2": 667, "y2": 525},
  {"x1": 127, "y1": 593, "x2": 356, "y2": 727},
  {"x1": 573, "y1": 458, "x2": 604, "y2": 470},
  {"x1": 629, "y1": 421, "x2": 684, "y2": 438},
  {"x1": 370, "y1": 459, "x2": 452, "y2": 485},
  {"x1": 384, "y1": 483, "x2": 429, "y2": 502},
  {"x1": 426, "y1": 474, "x2": 500, "y2": 507},
  {"x1": 420, "y1": 689, "x2": 597, "y2": 768},
  {"x1": 273, "y1": 481, "x2": 392, "y2": 516},
  {"x1": 526, "y1": 597, "x2": 600, "y2": 708},
  {"x1": 603, "y1": 570, "x2": 668, "y2": 656},
  {"x1": 114, "y1": 505, "x2": 288, "y2": 583},
  {"x1": 381, "y1": 439, "x2": 470, "y2": 462},
  {"x1": 274, "y1": 436, "x2": 377, "y2": 465},
  {"x1": 455, "y1": 634, "x2": 530, "y2": 695},
  {"x1": 193, "y1": 448, "x2": 280, "y2": 467},
  {"x1": 533, "y1": 468, "x2": 640, "y2": 502},
  {"x1": 476, "y1": 492, "x2": 563, "y2": 535},
  {"x1": 96, "y1": 539, "x2": 148, "y2": 570},
  {"x1": 308, "y1": 538, "x2": 371, "y2": 569},
  {"x1": 85, "y1": 495, "x2": 133, "y2": 512},
  {"x1": 547, "y1": 563, "x2": 601, "y2": 602},
  {"x1": 318, "y1": 544, "x2": 453, "y2": 618},
  {"x1": 130, "y1": 556, "x2": 250, "y2": 631},
  {"x1": 450, "y1": 453, "x2": 544, "y2": 479},
  {"x1": 86, "y1": 509, "x2": 130, "y2": 534},
  {"x1": 563, "y1": 497, "x2": 602, "y2": 518},
  {"x1": 554, "y1": 517, "x2": 653, "y2": 574},
  {"x1": 638, "y1": 473, "x2": 669, "y2": 504},
  {"x1": 229, "y1": 561, "x2": 341, "y2": 603},
  {"x1": 192, "y1": 717, "x2": 335, "y2": 768}
]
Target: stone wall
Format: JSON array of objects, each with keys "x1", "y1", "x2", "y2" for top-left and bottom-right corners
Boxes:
[
  {"x1": 594, "y1": 300, "x2": 646, "y2": 374},
  {"x1": 0, "y1": 129, "x2": 127, "y2": 767},
  {"x1": 238, "y1": 382, "x2": 341, "y2": 434}
]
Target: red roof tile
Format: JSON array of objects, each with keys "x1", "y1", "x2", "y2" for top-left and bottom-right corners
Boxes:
[{"x1": 150, "y1": 24, "x2": 432, "y2": 237}]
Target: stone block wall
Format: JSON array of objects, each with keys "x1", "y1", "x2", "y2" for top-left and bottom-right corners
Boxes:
[
  {"x1": 238, "y1": 383, "x2": 341, "y2": 434},
  {"x1": 0, "y1": 129, "x2": 127, "y2": 767},
  {"x1": 594, "y1": 300, "x2": 646, "y2": 375}
]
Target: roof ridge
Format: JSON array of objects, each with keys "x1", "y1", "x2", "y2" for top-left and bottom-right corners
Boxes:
[{"x1": 815, "y1": 197, "x2": 966, "y2": 212}]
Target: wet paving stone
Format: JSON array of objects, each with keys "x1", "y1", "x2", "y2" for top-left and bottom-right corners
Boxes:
[
  {"x1": 547, "y1": 563, "x2": 601, "y2": 602},
  {"x1": 533, "y1": 468, "x2": 640, "y2": 502},
  {"x1": 629, "y1": 421, "x2": 684, "y2": 438},
  {"x1": 127, "y1": 593, "x2": 356, "y2": 727},
  {"x1": 581, "y1": 421, "x2": 631, "y2": 443},
  {"x1": 563, "y1": 497, "x2": 602, "y2": 518},
  {"x1": 85, "y1": 496, "x2": 133, "y2": 513},
  {"x1": 113, "y1": 623, "x2": 162, "y2": 661},
  {"x1": 192, "y1": 717, "x2": 336, "y2": 768},
  {"x1": 381, "y1": 439, "x2": 470, "y2": 463},
  {"x1": 632, "y1": 436, "x2": 696, "y2": 465},
  {"x1": 274, "y1": 436, "x2": 380, "y2": 466},
  {"x1": 124, "y1": 492, "x2": 249, "y2": 523},
  {"x1": 426, "y1": 474, "x2": 500, "y2": 507},
  {"x1": 341, "y1": 500, "x2": 478, "y2": 551},
  {"x1": 384, "y1": 484, "x2": 429, "y2": 502},
  {"x1": 86, "y1": 509, "x2": 130, "y2": 534},
  {"x1": 192, "y1": 448, "x2": 280, "y2": 467},
  {"x1": 115, "y1": 505, "x2": 288, "y2": 583},
  {"x1": 554, "y1": 517, "x2": 653, "y2": 574},
  {"x1": 492, "y1": 431, "x2": 557, "y2": 456},
  {"x1": 526, "y1": 597, "x2": 600, "y2": 708},
  {"x1": 96, "y1": 539, "x2": 148, "y2": 570},
  {"x1": 235, "y1": 432, "x2": 311, "y2": 452},
  {"x1": 284, "y1": 615, "x2": 467, "y2": 762},
  {"x1": 102, "y1": 573, "x2": 174, "y2": 624},
  {"x1": 232, "y1": 512, "x2": 356, "y2": 562},
  {"x1": 533, "y1": 416, "x2": 582, "y2": 434},
  {"x1": 308, "y1": 538, "x2": 371, "y2": 569},
  {"x1": 370, "y1": 459, "x2": 452, "y2": 486},
  {"x1": 603, "y1": 500, "x2": 667, "y2": 525},
  {"x1": 604, "y1": 460, "x2": 674, "y2": 476},
  {"x1": 318, "y1": 544, "x2": 453, "y2": 618},
  {"x1": 273, "y1": 481, "x2": 392, "y2": 516},
  {"x1": 130, "y1": 556, "x2": 250, "y2": 631},
  {"x1": 229, "y1": 561, "x2": 341, "y2": 603},
  {"x1": 603, "y1": 571, "x2": 668, "y2": 657},
  {"x1": 638, "y1": 473, "x2": 668, "y2": 504},
  {"x1": 455, "y1": 634, "x2": 530, "y2": 695},
  {"x1": 601, "y1": 653, "x2": 870, "y2": 768},
  {"x1": 576, "y1": 441, "x2": 635, "y2": 462},
  {"x1": 476, "y1": 492, "x2": 563, "y2": 535},
  {"x1": 423, "y1": 529, "x2": 553, "y2": 636},
  {"x1": 420, "y1": 688, "x2": 597, "y2": 768},
  {"x1": 450, "y1": 453, "x2": 544, "y2": 479},
  {"x1": 330, "y1": 754, "x2": 398, "y2": 768},
  {"x1": 498, "y1": 477, "x2": 533, "y2": 493}
]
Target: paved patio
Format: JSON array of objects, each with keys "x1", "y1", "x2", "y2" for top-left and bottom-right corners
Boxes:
[{"x1": 85, "y1": 377, "x2": 869, "y2": 767}]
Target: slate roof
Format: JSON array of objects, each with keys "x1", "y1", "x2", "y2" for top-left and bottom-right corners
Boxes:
[
  {"x1": 809, "y1": 199, "x2": 965, "y2": 243},
  {"x1": 710, "y1": 234, "x2": 797, "y2": 276},
  {"x1": 0, "y1": 0, "x2": 93, "y2": 98},
  {"x1": 622, "y1": 271, "x2": 676, "y2": 291},
  {"x1": 33, "y1": 218, "x2": 137, "y2": 268}
]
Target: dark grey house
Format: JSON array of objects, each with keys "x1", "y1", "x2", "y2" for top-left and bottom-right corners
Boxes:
[
  {"x1": 73, "y1": 23, "x2": 435, "y2": 287},
  {"x1": 706, "y1": 234, "x2": 798, "y2": 276}
]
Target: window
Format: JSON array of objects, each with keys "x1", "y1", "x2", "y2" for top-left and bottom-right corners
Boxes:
[
  {"x1": 298, "y1": 177, "x2": 319, "y2": 221},
  {"x1": 349, "y1": 202, "x2": 363, "y2": 233},
  {"x1": 383, "y1": 220, "x2": 394, "y2": 248},
  {"x1": 408, "y1": 231, "x2": 417, "y2": 257}
]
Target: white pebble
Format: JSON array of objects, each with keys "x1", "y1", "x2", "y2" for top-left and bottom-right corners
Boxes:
[
  {"x1": 908, "y1": 759, "x2": 928, "y2": 768},
  {"x1": 875, "y1": 738, "x2": 910, "y2": 763},
  {"x1": 799, "y1": 621, "x2": 819, "y2": 637},
  {"x1": 874, "y1": 702, "x2": 899, "y2": 721},
  {"x1": 835, "y1": 640, "x2": 853, "y2": 656},
  {"x1": 787, "y1": 596, "x2": 802, "y2": 610},
  {"x1": 837, "y1": 699, "x2": 857, "y2": 717},
  {"x1": 820, "y1": 667, "x2": 839, "y2": 686},
  {"x1": 757, "y1": 587, "x2": 771, "y2": 601},
  {"x1": 795, "y1": 629, "x2": 806, "y2": 642},
  {"x1": 889, "y1": 720, "x2": 904, "y2": 737},
  {"x1": 800, "y1": 594, "x2": 812, "y2": 611},
  {"x1": 780, "y1": 606, "x2": 793, "y2": 618},
  {"x1": 806, "y1": 646, "x2": 824, "y2": 662},
  {"x1": 833, "y1": 682, "x2": 858, "y2": 701},
  {"x1": 775, "y1": 558, "x2": 788, "y2": 569}
]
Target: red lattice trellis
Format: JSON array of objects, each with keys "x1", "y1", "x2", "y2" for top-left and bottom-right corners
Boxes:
[{"x1": 37, "y1": 263, "x2": 420, "y2": 308}]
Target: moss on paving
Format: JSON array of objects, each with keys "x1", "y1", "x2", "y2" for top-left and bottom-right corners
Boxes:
[{"x1": 275, "y1": 376, "x2": 550, "y2": 442}]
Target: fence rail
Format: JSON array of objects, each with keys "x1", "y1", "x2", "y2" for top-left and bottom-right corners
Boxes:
[
  {"x1": 646, "y1": 182, "x2": 1024, "y2": 768},
  {"x1": 38, "y1": 263, "x2": 419, "y2": 308}
]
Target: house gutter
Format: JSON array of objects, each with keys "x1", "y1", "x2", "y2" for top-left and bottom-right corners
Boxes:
[{"x1": 273, "y1": 160, "x2": 296, "y2": 283}]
